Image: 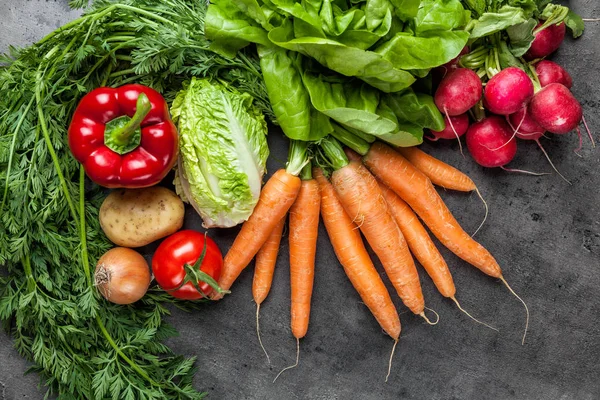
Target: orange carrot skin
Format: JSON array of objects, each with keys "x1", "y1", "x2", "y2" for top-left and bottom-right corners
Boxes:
[
  {"x1": 289, "y1": 179, "x2": 321, "y2": 339},
  {"x1": 378, "y1": 181, "x2": 456, "y2": 298},
  {"x1": 253, "y1": 216, "x2": 286, "y2": 305},
  {"x1": 364, "y1": 142, "x2": 501, "y2": 278},
  {"x1": 331, "y1": 161, "x2": 425, "y2": 315},
  {"x1": 315, "y1": 169, "x2": 400, "y2": 340},
  {"x1": 218, "y1": 169, "x2": 301, "y2": 295},
  {"x1": 397, "y1": 147, "x2": 476, "y2": 192}
]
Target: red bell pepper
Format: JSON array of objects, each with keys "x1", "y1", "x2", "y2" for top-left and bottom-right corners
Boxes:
[{"x1": 68, "y1": 84, "x2": 178, "y2": 188}]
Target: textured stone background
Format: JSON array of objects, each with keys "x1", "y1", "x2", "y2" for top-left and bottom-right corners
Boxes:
[{"x1": 1, "y1": 0, "x2": 599, "y2": 399}]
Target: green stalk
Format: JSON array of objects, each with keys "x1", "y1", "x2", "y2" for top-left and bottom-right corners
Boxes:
[
  {"x1": 320, "y1": 137, "x2": 349, "y2": 171},
  {"x1": 286, "y1": 140, "x2": 310, "y2": 176},
  {"x1": 300, "y1": 161, "x2": 313, "y2": 181},
  {"x1": 331, "y1": 124, "x2": 370, "y2": 156},
  {"x1": 328, "y1": 124, "x2": 369, "y2": 156},
  {"x1": 35, "y1": 87, "x2": 78, "y2": 222}
]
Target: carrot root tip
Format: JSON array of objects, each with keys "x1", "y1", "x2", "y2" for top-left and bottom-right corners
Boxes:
[
  {"x1": 419, "y1": 307, "x2": 440, "y2": 325},
  {"x1": 256, "y1": 303, "x2": 271, "y2": 366},
  {"x1": 273, "y1": 338, "x2": 300, "y2": 383},
  {"x1": 499, "y1": 276, "x2": 530, "y2": 345},
  {"x1": 450, "y1": 296, "x2": 498, "y2": 332},
  {"x1": 471, "y1": 186, "x2": 489, "y2": 237},
  {"x1": 385, "y1": 339, "x2": 399, "y2": 383}
]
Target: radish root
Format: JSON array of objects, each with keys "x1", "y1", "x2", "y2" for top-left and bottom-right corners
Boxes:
[
  {"x1": 582, "y1": 115, "x2": 595, "y2": 148},
  {"x1": 419, "y1": 307, "x2": 440, "y2": 325},
  {"x1": 583, "y1": 18, "x2": 600, "y2": 21},
  {"x1": 256, "y1": 303, "x2": 271, "y2": 365},
  {"x1": 445, "y1": 107, "x2": 464, "y2": 156},
  {"x1": 486, "y1": 111, "x2": 525, "y2": 152},
  {"x1": 574, "y1": 127, "x2": 583, "y2": 157},
  {"x1": 273, "y1": 338, "x2": 300, "y2": 383},
  {"x1": 450, "y1": 296, "x2": 498, "y2": 332},
  {"x1": 385, "y1": 339, "x2": 399, "y2": 383},
  {"x1": 534, "y1": 139, "x2": 571, "y2": 185},
  {"x1": 499, "y1": 276, "x2": 530, "y2": 345},
  {"x1": 500, "y1": 166, "x2": 551, "y2": 176},
  {"x1": 471, "y1": 186, "x2": 489, "y2": 238}
]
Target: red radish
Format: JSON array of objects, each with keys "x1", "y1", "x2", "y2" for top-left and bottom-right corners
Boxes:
[
  {"x1": 432, "y1": 47, "x2": 470, "y2": 89},
  {"x1": 434, "y1": 68, "x2": 483, "y2": 116},
  {"x1": 428, "y1": 114, "x2": 470, "y2": 141},
  {"x1": 509, "y1": 108, "x2": 545, "y2": 140},
  {"x1": 483, "y1": 67, "x2": 534, "y2": 115},
  {"x1": 508, "y1": 108, "x2": 571, "y2": 184},
  {"x1": 535, "y1": 60, "x2": 573, "y2": 88},
  {"x1": 528, "y1": 83, "x2": 582, "y2": 134},
  {"x1": 525, "y1": 22, "x2": 566, "y2": 60},
  {"x1": 466, "y1": 116, "x2": 517, "y2": 168}
]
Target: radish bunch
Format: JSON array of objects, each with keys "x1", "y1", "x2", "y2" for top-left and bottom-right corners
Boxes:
[{"x1": 429, "y1": 14, "x2": 592, "y2": 182}]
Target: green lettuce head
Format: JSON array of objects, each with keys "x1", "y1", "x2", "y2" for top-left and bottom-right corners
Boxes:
[{"x1": 171, "y1": 78, "x2": 269, "y2": 228}]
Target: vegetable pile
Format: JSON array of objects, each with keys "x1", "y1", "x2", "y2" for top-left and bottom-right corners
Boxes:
[{"x1": 0, "y1": 0, "x2": 593, "y2": 398}]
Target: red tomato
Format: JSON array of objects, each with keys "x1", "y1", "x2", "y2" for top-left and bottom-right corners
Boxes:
[{"x1": 152, "y1": 230, "x2": 223, "y2": 300}]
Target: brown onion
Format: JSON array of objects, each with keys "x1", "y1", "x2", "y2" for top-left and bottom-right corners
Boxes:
[{"x1": 95, "y1": 247, "x2": 151, "y2": 305}]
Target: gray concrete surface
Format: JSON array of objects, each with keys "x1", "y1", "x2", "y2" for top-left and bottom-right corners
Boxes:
[{"x1": 1, "y1": 0, "x2": 600, "y2": 399}]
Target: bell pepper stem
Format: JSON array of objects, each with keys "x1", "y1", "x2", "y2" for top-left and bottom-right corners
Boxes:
[{"x1": 112, "y1": 93, "x2": 151, "y2": 145}]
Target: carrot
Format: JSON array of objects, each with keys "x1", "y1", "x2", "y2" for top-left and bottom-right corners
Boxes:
[
  {"x1": 378, "y1": 180, "x2": 456, "y2": 298},
  {"x1": 314, "y1": 167, "x2": 401, "y2": 381},
  {"x1": 216, "y1": 141, "x2": 308, "y2": 298},
  {"x1": 396, "y1": 147, "x2": 489, "y2": 236},
  {"x1": 365, "y1": 142, "x2": 499, "y2": 277},
  {"x1": 274, "y1": 164, "x2": 320, "y2": 382},
  {"x1": 364, "y1": 142, "x2": 528, "y2": 343},
  {"x1": 320, "y1": 138, "x2": 432, "y2": 323},
  {"x1": 378, "y1": 180, "x2": 496, "y2": 331},
  {"x1": 252, "y1": 215, "x2": 286, "y2": 364},
  {"x1": 289, "y1": 168, "x2": 320, "y2": 340},
  {"x1": 396, "y1": 147, "x2": 475, "y2": 191},
  {"x1": 253, "y1": 216, "x2": 286, "y2": 304},
  {"x1": 315, "y1": 168, "x2": 400, "y2": 339}
]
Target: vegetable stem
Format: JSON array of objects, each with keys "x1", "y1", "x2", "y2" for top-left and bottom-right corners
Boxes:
[
  {"x1": 300, "y1": 161, "x2": 313, "y2": 180},
  {"x1": 320, "y1": 137, "x2": 350, "y2": 171},
  {"x1": 331, "y1": 124, "x2": 370, "y2": 156},
  {"x1": 286, "y1": 140, "x2": 310, "y2": 177}
]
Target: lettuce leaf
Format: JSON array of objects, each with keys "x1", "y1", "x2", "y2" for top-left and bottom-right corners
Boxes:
[{"x1": 171, "y1": 78, "x2": 269, "y2": 228}]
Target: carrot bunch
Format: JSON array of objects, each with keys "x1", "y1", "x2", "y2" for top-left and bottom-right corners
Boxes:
[{"x1": 213, "y1": 134, "x2": 529, "y2": 382}]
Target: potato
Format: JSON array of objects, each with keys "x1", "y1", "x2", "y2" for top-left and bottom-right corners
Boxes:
[{"x1": 100, "y1": 186, "x2": 185, "y2": 247}]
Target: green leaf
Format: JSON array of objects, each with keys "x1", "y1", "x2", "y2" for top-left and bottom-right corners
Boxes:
[
  {"x1": 565, "y1": 10, "x2": 585, "y2": 38},
  {"x1": 469, "y1": 6, "x2": 527, "y2": 39},
  {"x1": 258, "y1": 45, "x2": 331, "y2": 141},
  {"x1": 414, "y1": 0, "x2": 468, "y2": 35},
  {"x1": 301, "y1": 68, "x2": 398, "y2": 135},
  {"x1": 383, "y1": 89, "x2": 445, "y2": 131},
  {"x1": 205, "y1": 1, "x2": 270, "y2": 58},
  {"x1": 506, "y1": 18, "x2": 537, "y2": 57},
  {"x1": 267, "y1": 21, "x2": 416, "y2": 92},
  {"x1": 390, "y1": 0, "x2": 421, "y2": 21},
  {"x1": 376, "y1": 30, "x2": 470, "y2": 70}
]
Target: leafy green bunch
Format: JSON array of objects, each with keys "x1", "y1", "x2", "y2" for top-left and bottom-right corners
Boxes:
[
  {"x1": 205, "y1": 0, "x2": 471, "y2": 145},
  {"x1": 0, "y1": 0, "x2": 271, "y2": 398},
  {"x1": 459, "y1": 0, "x2": 584, "y2": 79}
]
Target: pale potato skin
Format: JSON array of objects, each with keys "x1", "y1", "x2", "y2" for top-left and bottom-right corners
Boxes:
[{"x1": 100, "y1": 187, "x2": 185, "y2": 247}]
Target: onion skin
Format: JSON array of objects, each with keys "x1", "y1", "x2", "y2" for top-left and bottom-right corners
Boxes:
[{"x1": 95, "y1": 247, "x2": 151, "y2": 305}]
